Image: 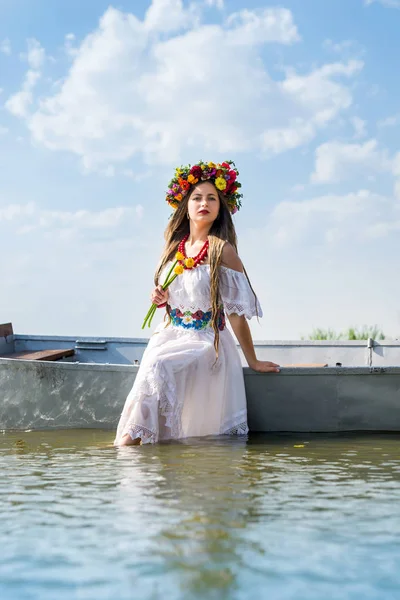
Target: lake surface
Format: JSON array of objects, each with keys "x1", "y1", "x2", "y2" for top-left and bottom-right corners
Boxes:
[{"x1": 1, "y1": 430, "x2": 400, "y2": 600}]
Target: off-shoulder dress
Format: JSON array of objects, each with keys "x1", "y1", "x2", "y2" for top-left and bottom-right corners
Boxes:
[{"x1": 114, "y1": 264, "x2": 262, "y2": 445}]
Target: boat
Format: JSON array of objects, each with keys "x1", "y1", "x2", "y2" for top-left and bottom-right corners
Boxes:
[{"x1": 1, "y1": 322, "x2": 400, "y2": 433}]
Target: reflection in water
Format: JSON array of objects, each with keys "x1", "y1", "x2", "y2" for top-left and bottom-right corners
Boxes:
[
  {"x1": 115, "y1": 437, "x2": 257, "y2": 597},
  {"x1": 1, "y1": 430, "x2": 400, "y2": 599}
]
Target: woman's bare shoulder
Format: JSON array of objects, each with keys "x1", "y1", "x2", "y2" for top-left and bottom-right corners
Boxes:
[{"x1": 220, "y1": 242, "x2": 243, "y2": 273}]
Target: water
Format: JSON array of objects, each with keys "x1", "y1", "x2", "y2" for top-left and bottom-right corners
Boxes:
[{"x1": 1, "y1": 430, "x2": 400, "y2": 600}]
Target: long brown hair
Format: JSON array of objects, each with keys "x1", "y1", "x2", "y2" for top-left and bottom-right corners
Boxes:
[{"x1": 155, "y1": 183, "x2": 258, "y2": 360}]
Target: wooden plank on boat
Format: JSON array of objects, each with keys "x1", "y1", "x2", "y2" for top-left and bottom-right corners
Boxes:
[
  {"x1": 0, "y1": 323, "x2": 13, "y2": 337},
  {"x1": 282, "y1": 363, "x2": 328, "y2": 367},
  {"x1": 0, "y1": 349, "x2": 75, "y2": 361}
]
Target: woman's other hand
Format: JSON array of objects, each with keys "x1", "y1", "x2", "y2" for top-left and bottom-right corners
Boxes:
[
  {"x1": 151, "y1": 285, "x2": 169, "y2": 306},
  {"x1": 248, "y1": 360, "x2": 280, "y2": 373}
]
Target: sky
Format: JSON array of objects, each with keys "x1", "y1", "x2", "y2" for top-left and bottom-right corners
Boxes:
[{"x1": 1, "y1": 0, "x2": 400, "y2": 341}]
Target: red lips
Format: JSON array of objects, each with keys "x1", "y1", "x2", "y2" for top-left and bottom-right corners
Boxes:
[{"x1": 198, "y1": 210, "x2": 209, "y2": 215}]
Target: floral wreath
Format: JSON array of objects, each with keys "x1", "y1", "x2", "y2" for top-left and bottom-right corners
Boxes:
[{"x1": 166, "y1": 160, "x2": 243, "y2": 214}]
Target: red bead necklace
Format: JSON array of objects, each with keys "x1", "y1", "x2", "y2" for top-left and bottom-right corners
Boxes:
[{"x1": 178, "y1": 233, "x2": 209, "y2": 269}]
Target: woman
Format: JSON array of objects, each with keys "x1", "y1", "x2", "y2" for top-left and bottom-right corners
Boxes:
[{"x1": 114, "y1": 161, "x2": 280, "y2": 446}]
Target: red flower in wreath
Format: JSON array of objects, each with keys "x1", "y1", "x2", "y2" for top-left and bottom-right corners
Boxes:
[{"x1": 190, "y1": 165, "x2": 203, "y2": 180}]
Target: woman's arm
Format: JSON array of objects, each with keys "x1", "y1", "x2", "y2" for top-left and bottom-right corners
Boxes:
[
  {"x1": 221, "y1": 243, "x2": 280, "y2": 374},
  {"x1": 227, "y1": 314, "x2": 280, "y2": 373}
]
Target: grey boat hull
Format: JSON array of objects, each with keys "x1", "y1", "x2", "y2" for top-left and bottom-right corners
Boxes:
[{"x1": 1, "y1": 357, "x2": 399, "y2": 433}]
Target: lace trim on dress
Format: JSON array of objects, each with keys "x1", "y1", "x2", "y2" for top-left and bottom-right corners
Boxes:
[
  {"x1": 219, "y1": 266, "x2": 263, "y2": 319},
  {"x1": 168, "y1": 302, "x2": 214, "y2": 314},
  {"x1": 123, "y1": 359, "x2": 183, "y2": 444},
  {"x1": 224, "y1": 422, "x2": 249, "y2": 435},
  {"x1": 220, "y1": 409, "x2": 249, "y2": 436},
  {"x1": 127, "y1": 424, "x2": 156, "y2": 444}
]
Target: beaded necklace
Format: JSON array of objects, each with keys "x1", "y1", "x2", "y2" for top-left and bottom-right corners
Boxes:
[
  {"x1": 177, "y1": 233, "x2": 209, "y2": 269},
  {"x1": 142, "y1": 234, "x2": 210, "y2": 327}
]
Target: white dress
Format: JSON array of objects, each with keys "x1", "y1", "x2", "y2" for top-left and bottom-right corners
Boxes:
[{"x1": 114, "y1": 264, "x2": 262, "y2": 445}]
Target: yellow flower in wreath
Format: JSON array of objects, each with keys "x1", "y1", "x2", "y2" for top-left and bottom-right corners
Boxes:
[
  {"x1": 187, "y1": 174, "x2": 198, "y2": 184},
  {"x1": 215, "y1": 176, "x2": 227, "y2": 191}
]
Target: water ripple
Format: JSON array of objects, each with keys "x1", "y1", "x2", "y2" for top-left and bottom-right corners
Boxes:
[{"x1": 0, "y1": 431, "x2": 400, "y2": 599}]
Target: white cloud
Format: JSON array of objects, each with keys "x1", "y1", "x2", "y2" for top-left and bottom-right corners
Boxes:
[
  {"x1": 103, "y1": 165, "x2": 115, "y2": 178},
  {"x1": 64, "y1": 33, "x2": 78, "y2": 58},
  {"x1": 225, "y1": 8, "x2": 300, "y2": 45},
  {"x1": 0, "y1": 202, "x2": 144, "y2": 236},
  {"x1": 365, "y1": 220, "x2": 400, "y2": 237},
  {"x1": 0, "y1": 202, "x2": 36, "y2": 221},
  {"x1": 135, "y1": 204, "x2": 144, "y2": 219},
  {"x1": 0, "y1": 38, "x2": 11, "y2": 55},
  {"x1": 3, "y1": 2, "x2": 362, "y2": 173},
  {"x1": 394, "y1": 181, "x2": 400, "y2": 200},
  {"x1": 25, "y1": 38, "x2": 46, "y2": 69},
  {"x1": 274, "y1": 189, "x2": 372, "y2": 219},
  {"x1": 6, "y1": 39, "x2": 46, "y2": 118},
  {"x1": 365, "y1": 0, "x2": 400, "y2": 7},
  {"x1": 5, "y1": 70, "x2": 41, "y2": 117},
  {"x1": 392, "y1": 152, "x2": 400, "y2": 177},
  {"x1": 261, "y1": 120, "x2": 315, "y2": 154},
  {"x1": 37, "y1": 206, "x2": 142, "y2": 230},
  {"x1": 144, "y1": 0, "x2": 199, "y2": 32},
  {"x1": 291, "y1": 183, "x2": 305, "y2": 193},
  {"x1": 392, "y1": 153, "x2": 400, "y2": 199},
  {"x1": 267, "y1": 189, "x2": 396, "y2": 247},
  {"x1": 205, "y1": 0, "x2": 224, "y2": 8},
  {"x1": 311, "y1": 139, "x2": 391, "y2": 184},
  {"x1": 322, "y1": 38, "x2": 365, "y2": 63},
  {"x1": 378, "y1": 113, "x2": 400, "y2": 128},
  {"x1": 261, "y1": 60, "x2": 363, "y2": 154},
  {"x1": 323, "y1": 39, "x2": 354, "y2": 53},
  {"x1": 122, "y1": 168, "x2": 152, "y2": 182},
  {"x1": 351, "y1": 116, "x2": 366, "y2": 139}
]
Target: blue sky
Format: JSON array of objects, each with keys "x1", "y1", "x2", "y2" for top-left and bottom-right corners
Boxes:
[{"x1": 1, "y1": 0, "x2": 399, "y2": 340}]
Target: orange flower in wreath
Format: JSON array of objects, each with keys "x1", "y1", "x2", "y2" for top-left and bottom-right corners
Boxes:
[{"x1": 179, "y1": 178, "x2": 190, "y2": 191}]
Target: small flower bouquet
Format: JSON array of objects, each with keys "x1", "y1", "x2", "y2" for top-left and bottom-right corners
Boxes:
[
  {"x1": 141, "y1": 259, "x2": 180, "y2": 329},
  {"x1": 141, "y1": 235, "x2": 209, "y2": 329}
]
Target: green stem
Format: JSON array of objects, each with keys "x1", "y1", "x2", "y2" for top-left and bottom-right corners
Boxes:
[
  {"x1": 141, "y1": 262, "x2": 180, "y2": 329},
  {"x1": 141, "y1": 303, "x2": 156, "y2": 329},
  {"x1": 147, "y1": 304, "x2": 157, "y2": 328},
  {"x1": 163, "y1": 260, "x2": 178, "y2": 289}
]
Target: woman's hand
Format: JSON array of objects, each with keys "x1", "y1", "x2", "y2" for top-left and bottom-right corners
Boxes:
[
  {"x1": 248, "y1": 360, "x2": 280, "y2": 373},
  {"x1": 151, "y1": 285, "x2": 169, "y2": 306}
]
